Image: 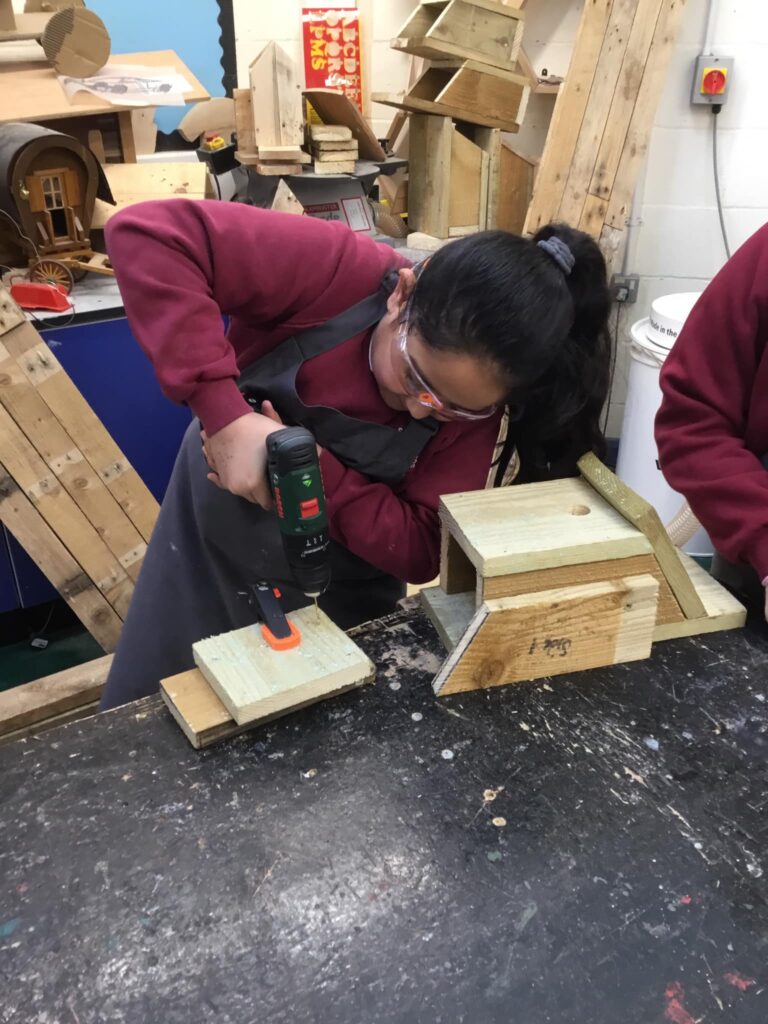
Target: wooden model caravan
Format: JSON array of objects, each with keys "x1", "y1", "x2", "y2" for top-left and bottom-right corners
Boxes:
[{"x1": 0, "y1": 122, "x2": 114, "y2": 265}]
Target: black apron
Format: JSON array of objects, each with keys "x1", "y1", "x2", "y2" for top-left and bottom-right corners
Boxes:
[{"x1": 100, "y1": 280, "x2": 439, "y2": 709}]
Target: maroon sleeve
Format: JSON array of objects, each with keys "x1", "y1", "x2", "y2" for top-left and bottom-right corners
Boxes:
[
  {"x1": 319, "y1": 414, "x2": 502, "y2": 584},
  {"x1": 655, "y1": 224, "x2": 768, "y2": 579},
  {"x1": 105, "y1": 199, "x2": 407, "y2": 435}
]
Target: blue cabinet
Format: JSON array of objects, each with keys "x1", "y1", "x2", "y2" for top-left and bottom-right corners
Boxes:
[{"x1": 0, "y1": 315, "x2": 192, "y2": 612}]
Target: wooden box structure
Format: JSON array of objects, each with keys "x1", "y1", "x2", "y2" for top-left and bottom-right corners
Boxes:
[
  {"x1": 0, "y1": 122, "x2": 114, "y2": 265},
  {"x1": 392, "y1": 0, "x2": 525, "y2": 71},
  {"x1": 422, "y1": 456, "x2": 746, "y2": 695}
]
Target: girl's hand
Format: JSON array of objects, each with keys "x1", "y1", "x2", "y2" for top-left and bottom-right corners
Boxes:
[{"x1": 203, "y1": 406, "x2": 284, "y2": 507}]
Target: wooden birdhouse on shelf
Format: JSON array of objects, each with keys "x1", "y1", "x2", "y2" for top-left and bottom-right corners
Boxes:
[{"x1": 0, "y1": 122, "x2": 114, "y2": 273}]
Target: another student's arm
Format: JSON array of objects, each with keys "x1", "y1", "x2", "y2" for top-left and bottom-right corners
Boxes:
[{"x1": 656, "y1": 225, "x2": 768, "y2": 588}]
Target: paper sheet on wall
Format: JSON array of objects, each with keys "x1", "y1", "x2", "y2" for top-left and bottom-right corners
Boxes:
[{"x1": 58, "y1": 65, "x2": 192, "y2": 107}]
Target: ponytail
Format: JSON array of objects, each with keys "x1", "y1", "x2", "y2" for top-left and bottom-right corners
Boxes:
[{"x1": 408, "y1": 224, "x2": 612, "y2": 486}]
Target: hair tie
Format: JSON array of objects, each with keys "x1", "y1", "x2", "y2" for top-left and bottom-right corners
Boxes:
[{"x1": 537, "y1": 236, "x2": 575, "y2": 276}]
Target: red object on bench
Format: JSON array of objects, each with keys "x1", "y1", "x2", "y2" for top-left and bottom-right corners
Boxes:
[{"x1": 10, "y1": 282, "x2": 72, "y2": 312}]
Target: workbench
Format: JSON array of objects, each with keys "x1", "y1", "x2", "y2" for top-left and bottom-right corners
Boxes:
[{"x1": 1, "y1": 605, "x2": 767, "y2": 1023}]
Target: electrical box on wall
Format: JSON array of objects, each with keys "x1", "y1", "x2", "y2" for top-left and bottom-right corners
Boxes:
[{"x1": 691, "y1": 54, "x2": 734, "y2": 106}]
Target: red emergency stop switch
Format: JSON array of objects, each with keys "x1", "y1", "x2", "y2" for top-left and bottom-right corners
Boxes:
[{"x1": 702, "y1": 67, "x2": 727, "y2": 96}]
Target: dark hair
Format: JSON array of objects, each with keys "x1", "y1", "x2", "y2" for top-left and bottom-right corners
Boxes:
[{"x1": 408, "y1": 224, "x2": 612, "y2": 484}]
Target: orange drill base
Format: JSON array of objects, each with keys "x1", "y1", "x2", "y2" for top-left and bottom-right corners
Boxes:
[{"x1": 261, "y1": 620, "x2": 302, "y2": 651}]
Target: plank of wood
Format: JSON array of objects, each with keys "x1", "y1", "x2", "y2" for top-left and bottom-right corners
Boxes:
[
  {"x1": 116, "y1": 110, "x2": 137, "y2": 164},
  {"x1": 0, "y1": 402, "x2": 133, "y2": 617},
  {"x1": 0, "y1": 468, "x2": 121, "y2": 651},
  {"x1": 0, "y1": 655, "x2": 111, "y2": 738},
  {"x1": 433, "y1": 574, "x2": 659, "y2": 695},
  {"x1": 579, "y1": 193, "x2": 609, "y2": 240},
  {"x1": 523, "y1": 0, "x2": 614, "y2": 235},
  {"x1": 605, "y1": 0, "x2": 688, "y2": 229},
  {"x1": 589, "y1": 0, "x2": 664, "y2": 201},
  {"x1": 0, "y1": 306, "x2": 159, "y2": 542},
  {"x1": 92, "y1": 161, "x2": 209, "y2": 229},
  {"x1": 0, "y1": 330, "x2": 147, "y2": 580},
  {"x1": 497, "y1": 142, "x2": 535, "y2": 233},
  {"x1": 449, "y1": 129, "x2": 483, "y2": 230},
  {"x1": 0, "y1": 701, "x2": 99, "y2": 747},
  {"x1": 470, "y1": 126, "x2": 501, "y2": 228},
  {"x1": 313, "y1": 149, "x2": 359, "y2": 162},
  {"x1": 193, "y1": 605, "x2": 375, "y2": 726},
  {"x1": 160, "y1": 669, "x2": 245, "y2": 749},
  {"x1": 440, "y1": 477, "x2": 652, "y2": 579},
  {"x1": 270, "y1": 179, "x2": 304, "y2": 215},
  {"x1": 249, "y1": 41, "x2": 303, "y2": 150},
  {"x1": 577, "y1": 453, "x2": 706, "y2": 619},
  {"x1": 652, "y1": 552, "x2": 746, "y2": 642},
  {"x1": 309, "y1": 124, "x2": 354, "y2": 142},
  {"x1": 87, "y1": 128, "x2": 106, "y2": 164},
  {"x1": 558, "y1": 0, "x2": 637, "y2": 226},
  {"x1": 0, "y1": 49, "x2": 209, "y2": 124},
  {"x1": 253, "y1": 161, "x2": 303, "y2": 176},
  {"x1": 407, "y1": 113, "x2": 452, "y2": 238},
  {"x1": 304, "y1": 89, "x2": 386, "y2": 161},
  {"x1": 424, "y1": 0, "x2": 524, "y2": 69},
  {"x1": 256, "y1": 145, "x2": 307, "y2": 162},
  {"x1": 420, "y1": 586, "x2": 475, "y2": 650},
  {"x1": 479, "y1": 551, "x2": 683, "y2": 625},
  {"x1": 311, "y1": 161, "x2": 355, "y2": 176},
  {"x1": 313, "y1": 138, "x2": 358, "y2": 152},
  {"x1": 233, "y1": 87, "x2": 255, "y2": 153}
]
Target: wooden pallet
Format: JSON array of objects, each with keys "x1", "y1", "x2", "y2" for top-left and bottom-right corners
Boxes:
[
  {"x1": 0, "y1": 287, "x2": 159, "y2": 651},
  {"x1": 523, "y1": 0, "x2": 687, "y2": 269},
  {"x1": 422, "y1": 461, "x2": 745, "y2": 695}
]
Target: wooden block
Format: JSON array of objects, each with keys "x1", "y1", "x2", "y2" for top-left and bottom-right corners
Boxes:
[
  {"x1": 392, "y1": 0, "x2": 524, "y2": 72},
  {"x1": 257, "y1": 145, "x2": 310, "y2": 163},
  {"x1": 313, "y1": 139, "x2": 358, "y2": 152},
  {"x1": 0, "y1": 333, "x2": 147, "y2": 581},
  {"x1": 160, "y1": 669, "x2": 246, "y2": 749},
  {"x1": 233, "y1": 87, "x2": 255, "y2": 152},
  {"x1": 311, "y1": 160, "x2": 356, "y2": 176},
  {"x1": 193, "y1": 605, "x2": 375, "y2": 726},
  {"x1": 303, "y1": 89, "x2": 386, "y2": 161},
  {"x1": 249, "y1": 41, "x2": 304, "y2": 150},
  {"x1": 234, "y1": 149, "x2": 260, "y2": 167},
  {"x1": 440, "y1": 477, "x2": 652, "y2": 579},
  {"x1": 254, "y1": 161, "x2": 303, "y2": 176},
  {"x1": 440, "y1": 525, "x2": 478, "y2": 594},
  {"x1": 577, "y1": 454, "x2": 707, "y2": 620},
  {"x1": 408, "y1": 113, "x2": 452, "y2": 238},
  {"x1": 0, "y1": 655, "x2": 111, "y2": 739},
  {"x1": 270, "y1": 179, "x2": 304, "y2": 215},
  {"x1": 479, "y1": 552, "x2": 684, "y2": 626},
  {"x1": 433, "y1": 574, "x2": 659, "y2": 695},
  {"x1": 523, "y1": 0, "x2": 613, "y2": 235},
  {"x1": 0, "y1": 307, "x2": 158, "y2": 542},
  {"x1": 313, "y1": 149, "x2": 359, "y2": 162},
  {"x1": 310, "y1": 124, "x2": 353, "y2": 142},
  {"x1": 497, "y1": 143, "x2": 535, "y2": 233},
  {"x1": 558, "y1": 0, "x2": 637, "y2": 226},
  {"x1": 0, "y1": 469, "x2": 121, "y2": 651}
]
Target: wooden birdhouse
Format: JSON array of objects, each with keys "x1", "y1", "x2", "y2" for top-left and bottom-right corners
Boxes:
[
  {"x1": 422, "y1": 456, "x2": 746, "y2": 695},
  {"x1": 0, "y1": 122, "x2": 114, "y2": 265}
]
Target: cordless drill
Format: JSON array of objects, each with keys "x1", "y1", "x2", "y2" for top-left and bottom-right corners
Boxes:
[{"x1": 266, "y1": 427, "x2": 331, "y2": 615}]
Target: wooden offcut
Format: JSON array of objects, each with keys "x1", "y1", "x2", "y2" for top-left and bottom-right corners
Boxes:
[
  {"x1": 0, "y1": 655, "x2": 111, "y2": 740},
  {"x1": 193, "y1": 605, "x2": 375, "y2": 726},
  {"x1": 432, "y1": 574, "x2": 659, "y2": 695},
  {"x1": 160, "y1": 669, "x2": 247, "y2": 749},
  {"x1": 270, "y1": 179, "x2": 304, "y2": 215},
  {"x1": 249, "y1": 41, "x2": 303, "y2": 151},
  {"x1": 523, "y1": 0, "x2": 687, "y2": 268},
  {"x1": 303, "y1": 89, "x2": 386, "y2": 161}
]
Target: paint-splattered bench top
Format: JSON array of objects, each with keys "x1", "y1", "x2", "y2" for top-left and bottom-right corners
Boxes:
[{"x1": 1, "y1": 606, "x2": 767, "y2": 1023}]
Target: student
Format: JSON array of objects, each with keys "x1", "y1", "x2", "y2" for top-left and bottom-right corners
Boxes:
[
  {"x1": 656, "y1": 223, "x2": 768, "y2": 622},
  {"x1": 99, "y1": 201, "x2": 612, "y2": 708}
]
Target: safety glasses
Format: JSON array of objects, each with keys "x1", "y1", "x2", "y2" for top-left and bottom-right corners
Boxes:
[{"x1": 396, "y1": 311, "x2": 498, "y2": 422}]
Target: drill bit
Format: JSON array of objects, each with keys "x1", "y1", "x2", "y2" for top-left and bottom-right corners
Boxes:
[{"x1": 314, "y1": 596, "x2": 320, "y2": 623}]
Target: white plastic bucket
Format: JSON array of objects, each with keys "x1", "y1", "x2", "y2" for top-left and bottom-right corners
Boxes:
[{"x1": 616, "y1": 305, "x2": 713, "y2": 557}]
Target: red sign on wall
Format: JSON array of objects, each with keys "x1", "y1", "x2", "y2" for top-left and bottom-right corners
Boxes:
[{"x1": 302, "y1": 6, "x2": 363, "y2": 112}]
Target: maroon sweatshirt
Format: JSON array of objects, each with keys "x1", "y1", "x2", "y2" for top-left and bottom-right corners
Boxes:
[
  {"x1": 656, "y1": 223, "x2": 768, "y2": 581},
  {"x1": 105, "y1": 200, "x2": 502, "y2": 584}
]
